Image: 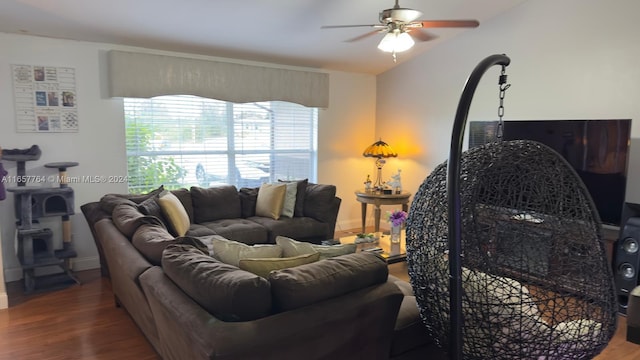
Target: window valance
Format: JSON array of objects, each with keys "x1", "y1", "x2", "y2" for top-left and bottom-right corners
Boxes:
[{"x1": 107, "y1": 50, "x2": 329, "y2": 108}]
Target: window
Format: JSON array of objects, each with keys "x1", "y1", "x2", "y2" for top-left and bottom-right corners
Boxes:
[{"x1": 124, "y1": 95, "x2": 317, "y2": 193}]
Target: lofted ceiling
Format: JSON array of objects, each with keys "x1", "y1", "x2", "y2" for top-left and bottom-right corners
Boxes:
[{"x1": 0, "y1": 0, "x2": 526, "y2": 75}]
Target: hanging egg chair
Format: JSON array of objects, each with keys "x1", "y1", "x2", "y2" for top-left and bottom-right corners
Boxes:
[{"x1": 406, "y1": 54, "x2": 617, "y2": 359}]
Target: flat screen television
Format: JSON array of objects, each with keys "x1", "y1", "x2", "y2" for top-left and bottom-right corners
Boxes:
[{"x1": 469, "y1": 119, "x2": 632, "y2": 226}]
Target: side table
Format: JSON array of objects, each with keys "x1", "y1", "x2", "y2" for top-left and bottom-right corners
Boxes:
[{"x1": 355, "y1": 190, "x2": 411, "y2": 234}]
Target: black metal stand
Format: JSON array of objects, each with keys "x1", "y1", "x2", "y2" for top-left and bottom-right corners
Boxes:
[{"x1": 447, "y1": 54, "x2": 511, "y2": 360}]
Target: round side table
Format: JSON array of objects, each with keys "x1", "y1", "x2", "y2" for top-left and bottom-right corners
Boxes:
[{"x1": 355, "y1": 190, "x2": 411, "y2": 234}]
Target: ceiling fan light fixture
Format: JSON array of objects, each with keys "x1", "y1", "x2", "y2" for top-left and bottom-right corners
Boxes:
[{"x1": 377, "y1": 30, "x2": 415, "y2": 53}]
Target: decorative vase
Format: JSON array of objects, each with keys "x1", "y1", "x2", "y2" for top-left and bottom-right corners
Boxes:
[{"x1": 390, "y1": 224, "x2": 401, "y2": 244}]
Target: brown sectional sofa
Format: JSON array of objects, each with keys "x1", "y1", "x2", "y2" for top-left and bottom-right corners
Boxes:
[
  {"x1": 85, "y1": 182, "x2": 341, "y2": 277},
  {"x1": 81, "y1": 183, "x2": 445, "y2": 359}
]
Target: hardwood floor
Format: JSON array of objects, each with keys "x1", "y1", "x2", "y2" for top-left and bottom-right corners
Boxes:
[
  {"x1": 0, "y1": 270, "x2": 159, "y2": 360},
  {"x1": 0, "y1": 229, "x2": 638, "y2": 359}
]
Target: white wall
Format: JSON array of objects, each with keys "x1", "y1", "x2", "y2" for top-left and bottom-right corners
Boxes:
[
  {"x1": 377, "y1": 0, "x2": 640, "y2": 212},
  {"x1": 0, "y1": 33, "x2": 377, "y2": 281}
]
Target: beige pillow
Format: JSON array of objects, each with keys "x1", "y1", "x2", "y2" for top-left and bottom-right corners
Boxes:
[
  {"x1": 255, "y1": 183, "x2": 287, "y2": 220},
  {"x1": 157, "y1": 190, "x2": 190, "y2": 236},
  {"x1": 280, "y1": 182, "x2": 298, "y2": 218},
  {"x1": 239, "y1": 253, "x2": 320, "y2": 278},
  {"x1": 276, "y1": 236, "x2": 357, "y2": 260},
  {"x1": 210, "y1": 237, "x2": 282, "y2": 267}
]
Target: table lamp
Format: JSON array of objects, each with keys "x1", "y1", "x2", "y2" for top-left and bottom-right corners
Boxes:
[{"x1": 363, "y1": 138, "x2": 397, "y2": 189}]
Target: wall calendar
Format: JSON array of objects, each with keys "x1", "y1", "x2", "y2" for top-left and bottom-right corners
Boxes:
[{"x1": 11, "y1": 64, "x2": 79, "y2": 133}]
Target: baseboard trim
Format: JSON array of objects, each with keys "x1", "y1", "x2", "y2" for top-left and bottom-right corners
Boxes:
[
  {"x1": 0, "y1": 292, "x2": 7, "y2": 309},
  {"x1": 3, "y1": 256, "x2": 101, "y2": 282}
]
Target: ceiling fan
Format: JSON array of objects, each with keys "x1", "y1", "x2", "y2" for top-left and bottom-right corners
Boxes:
[{"x1": 321, "y1": 0, "x2": 479, "y2": 60}]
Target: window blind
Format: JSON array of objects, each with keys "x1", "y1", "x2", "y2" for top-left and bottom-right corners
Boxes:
[{"x1": 125, "y1": 95, "x2": 317, "y2": 193}]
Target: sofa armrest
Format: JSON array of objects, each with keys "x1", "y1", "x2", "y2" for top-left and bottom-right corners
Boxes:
[
  {"x1": 95, "y1": 219, "x2": 152, "y2": 284},
  {"x1": 324, "y1": 196, "x2": 341, "y2": 239},
  {"x1": 140, "y1": 266, "x2": 403, "y2": 360},
  {"x1": 81, "y1": 201, "x2": 111, "y2": 277}
]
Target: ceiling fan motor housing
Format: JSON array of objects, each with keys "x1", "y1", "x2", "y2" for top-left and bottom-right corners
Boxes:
[{"x1": 379, "y1": 8, "x2": 422, "y2": 24}]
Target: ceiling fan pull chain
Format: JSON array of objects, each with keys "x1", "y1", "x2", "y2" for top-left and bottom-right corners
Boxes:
[{"x1": 496, "y1": 65, "x2": 511, "y2": 141}]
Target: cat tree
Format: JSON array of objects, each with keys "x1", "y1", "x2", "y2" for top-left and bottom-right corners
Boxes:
[{"x1": 2, "y1": 145, "x2": 79, "y2": 293}]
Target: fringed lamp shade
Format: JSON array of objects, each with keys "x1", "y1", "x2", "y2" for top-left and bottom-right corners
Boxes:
[
  {"x1": 363, "y1": 139, "x2": 397, "y2": 188},
  {"x1": 406, "y1": 140, "x2": 617, "y2": 359},
  {"x1": 362, "y1": 139, "x2": 398, "y2": 158}
]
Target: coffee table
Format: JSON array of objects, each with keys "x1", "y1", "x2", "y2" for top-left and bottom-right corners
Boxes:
[{"x1": 339, "y1": 230, "x2": 406, "y2": 264}]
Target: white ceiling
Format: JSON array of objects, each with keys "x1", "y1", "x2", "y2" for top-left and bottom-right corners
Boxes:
[{"x1": 0, "y1": 0, "x2": 526, "y2": 74}]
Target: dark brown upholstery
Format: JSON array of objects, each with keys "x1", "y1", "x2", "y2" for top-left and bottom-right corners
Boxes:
[
  {"x1": 270, "y1": 252, "x2": 388, "y2": 312},
  {"x1": 131, "y1": 223, "x2": 177, "y2": 265},
  {"x1": 190, "y1": 185, "x2": 242, "y2": 223},
  {"x1": 162, "y1": 243, "x2": 272, "y2": 322}
]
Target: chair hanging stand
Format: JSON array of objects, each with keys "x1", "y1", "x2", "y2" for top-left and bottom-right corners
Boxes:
[
  {"x1": 406, "y1": 54, "x2": 617, "y2": 360},
  {"x1": 447, "y1": 54, "x2": 512, "y2": 360}
]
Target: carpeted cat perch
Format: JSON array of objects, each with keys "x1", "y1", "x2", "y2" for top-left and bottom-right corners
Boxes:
[{"x1": 406, "y1": 54, "x2": 617, "y2": 359}]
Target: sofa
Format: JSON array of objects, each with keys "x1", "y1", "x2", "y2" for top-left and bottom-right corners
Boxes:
[
  {"x1": 81, "y1": 183, "x2": 444, "y2": 359},
  {"x1": 84, "y1": 181, "x2": 340, "y2": 277}
]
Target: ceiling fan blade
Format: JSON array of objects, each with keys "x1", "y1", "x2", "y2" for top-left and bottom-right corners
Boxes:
[
  {"x1": 417, "y1": 20, "x2": 479, "y2": 28},
  {"x1": 321, "y1": 24, "x2": 383, "y2": 29},
  {"x1": 345, "y1": 30, "x2": 383, "y2": 43},
  {"x1": 409, "y1": 29, "x2": 437, "y2": 42}
]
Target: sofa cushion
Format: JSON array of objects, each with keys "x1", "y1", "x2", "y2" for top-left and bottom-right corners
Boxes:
[
  {"x1": 269, "y1": 252, "x2": 389, "y2": 312},
  {"x1": 276, "y1": 236, "x2": 356, "y2": 260},
  {"x1": 131, "y1": 223, "x2": 177, "y2": 265},
  {"x1": 280, "y1": 182, "x2": 298, "y2": 218},
  {"x1": 99, "y1": 185, "x2": 165, "y2": 214},
  {"x1": 248, "y1": 216, "x2": 330, "y2": 244},
  {"x1": 386, "y1": 275, "x2": 434, "y2": 356},
  {"x1": 238, "y1": 187, "x2": 259, "y2": 218},
  {"x1": 191, "y1": 185, "x2": 241, "y2": 223},
  {"x1": 185, "y1": 223, "x2": 218, "y2": 237},
  {"x1": 303, "y1": 183, "x2": 337, "y2": 220},
  {"x1": 239, "y1": 252, "x2": 320, "y2": 278},
  {"x1": 112, "y1": 203, "x2": 165, "y2": 238},
  {"x1": 158, "y1": 190, "x2": 191, "y2": 237},
  {"x1": 198, "y1": 219, "x2": 269, "y2": 245},
  {"x1": 209, "y1": 236, "x2": 282, "y2": 267},
  {"x1": 255, "y1": 183, "x2": 287, "y2": 220},
  {"x1": 279, "y1": 178, "x2": 308, "y2": 217},
  {"x1": 162, "y1": 243, "x2": 272, "y2": 322}
]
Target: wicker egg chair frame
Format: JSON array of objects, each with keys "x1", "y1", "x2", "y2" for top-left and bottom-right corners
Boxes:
[{"x1": 406, "y1": 54, "x2": 617, "y2": 360}]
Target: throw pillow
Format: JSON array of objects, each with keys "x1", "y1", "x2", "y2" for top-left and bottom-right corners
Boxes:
[
  {"x1": 462, "y1": 267, "x2": 540, "y2": 323},
  {"x1": 255, "y1": 183, "x2": 287, "y2": 220},
  {"x1": 136, "y1": 195, "x2": 167, "y2": 225},
  {"x1": 157, "y1": 190, "x2": 191, "y2": 237},
  {"x1": 278, "y1": 178, "x2": 308, "y2": 217},
  {"x1": 99, "y1": 185, "x2": 165, "y2": 214},
  {"x1": 162, "y1": 243, "x2": 272, "y2": 322},
  {"x1": 280, "y1": 182, "x2": 297, "y2": 218},
  {"x1": 276, "y1": 236, "x2": 357, "y2": 260},
  {"x1": 209, "y1": 236, "x2": 283, "y2": 267},
  {"x1": 239, "y1": 253, "x2": 320, "y2": 278},
  {"x1": 238, "y1": 187, "x2": 259, "y2": 218}
]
